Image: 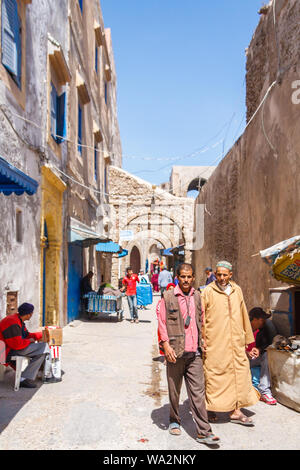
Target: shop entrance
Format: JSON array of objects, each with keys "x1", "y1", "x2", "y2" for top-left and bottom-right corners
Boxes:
[{"x1": 130, "y1": 246, "x2": 141, "y2": 274}]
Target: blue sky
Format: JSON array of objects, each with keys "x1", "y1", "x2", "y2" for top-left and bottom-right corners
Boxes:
[{"x1": 101, "y1": 0, "x2": 264, "y2": 186}]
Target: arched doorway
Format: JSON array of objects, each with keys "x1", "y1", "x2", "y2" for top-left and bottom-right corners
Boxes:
[{"x1": 130, "y1": 246, "x2": 141, "y2": 274}]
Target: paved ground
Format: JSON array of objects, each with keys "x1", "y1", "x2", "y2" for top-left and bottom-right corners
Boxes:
[{"x1": 0, "y1": 295, "x2": 299, "y2": 451}]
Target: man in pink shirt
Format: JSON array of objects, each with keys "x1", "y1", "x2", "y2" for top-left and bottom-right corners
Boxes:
[{"x1": 158, "y1": 263, "x2": 220, "y2": 446}]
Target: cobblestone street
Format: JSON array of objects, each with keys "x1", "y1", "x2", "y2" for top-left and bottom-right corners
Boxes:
[{"x1": 0, "y1": 295, "x2": 298, "y2": 451}]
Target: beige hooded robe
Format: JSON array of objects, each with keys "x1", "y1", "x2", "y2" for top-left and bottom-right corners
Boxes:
[{"x1": 202, "y1": 281, "x2": 260, "y2": 412}]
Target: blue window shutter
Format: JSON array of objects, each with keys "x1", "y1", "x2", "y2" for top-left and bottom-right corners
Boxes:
[
  {"x1": 15, "y1": 9, "x2": 21, "y2": 86},
  {"x1": 56, "y1": 91, "x2": 66, "y2": 144},
  {"x1": 1, "y1": 0, "x2": 21, "y2": 86},
  {"x1": 50, "y1": 83, "x2": 57, "y2": 141},
  {"x1": 78, "y1": 104, "x2": 82, "y2": 154},
  {"x1": 78, "y1": 0, "x2": 83, "y2": 13}
]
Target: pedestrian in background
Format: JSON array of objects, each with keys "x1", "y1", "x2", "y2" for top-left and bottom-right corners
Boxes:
[
  {"x1": 138, "y1": 270, "x2": 150, "y2": 310},
  {"x1": 121, "y1": 267, "x2": 140, "y2": 323},
  {"x1": 151, "y1": 271, "x2": 159, "y2": 293},
  {"x1": 80, "y1": 271, "x2": 95, "y2": 296},
  {"x1": 158, "y1": 267, "x2": 173, "y2": 298},
  {"x1": 201, "y1": 261, "x2": 259, "y2": 425},
  {"x1": 204, "y1": 267, "x2": 216, "y2": 285}
]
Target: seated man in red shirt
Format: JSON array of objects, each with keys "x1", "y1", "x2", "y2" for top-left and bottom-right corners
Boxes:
[
  {"x1": 121, "y1": 267, "x2": 140, "y2": 323},
  {"x1": 0, "y1": 303, "x2": 58, "y2": 388}
]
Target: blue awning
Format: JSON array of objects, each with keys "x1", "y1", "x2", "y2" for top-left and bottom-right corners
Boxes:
[
  {"x1": 96, "y1": 241, "x2": 122, "y2": 254},
  {"x1": 118, "y1": 249, "x2": 128, "y2": 258},
  {"x1": 162, "y1": 244, "x2": 185, "y2": 257},
  {"x1": 170, "y1": 244, "x2": 185, "y2": 255},
  {"x1": 0, "y1": 156, "x2": 38, "y2": 196},
  {"x1": 162, "y1": 248, "x2": 174, "y2": 257}
]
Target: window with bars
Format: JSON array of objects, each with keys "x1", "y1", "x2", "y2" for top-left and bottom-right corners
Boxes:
[
  {"x1": 94, "y1": 145, "x2": 98, "y2": 181},
  {"x1": 104, "y1": 163, "x2": 108, "y2": 197},
  {"x1": 16, "y1": 209, "x2": 22, "y2": 243},
  {"x1": 105, "y1": 82, "x2": 108, "y2": 105},
  {"x1": 78, "y1": 102, "x2": 82, "y2": 154}
]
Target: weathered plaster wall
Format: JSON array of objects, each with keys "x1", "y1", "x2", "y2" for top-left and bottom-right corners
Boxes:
[
  {"x1": 246, "y1": 0, "x2": 300, "y2": 121},
  {"x1": 66, "y1": 0, "x2": 122, "y2": 295},
  {"x1": 193, "y1": 0, "x2": 300, "y2": 310},
  {"x1": 0, "y1": 0, "x2": 66, "y2": 328}
]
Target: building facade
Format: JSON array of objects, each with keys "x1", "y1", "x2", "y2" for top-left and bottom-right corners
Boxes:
[{"x1": 0, "y1": 0, "x2": 121, "y2": 328}]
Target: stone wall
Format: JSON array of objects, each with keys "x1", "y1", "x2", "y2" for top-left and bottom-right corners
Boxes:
[
  {"x1": 193, "y1": 0, "x2": 300, "y2": 310},
  {"x1": 109, "y1": 167, "x2": 195, "y2": 285},
  {"x1": 168, "y1": 166, "x2": 216, "y2": 197}
]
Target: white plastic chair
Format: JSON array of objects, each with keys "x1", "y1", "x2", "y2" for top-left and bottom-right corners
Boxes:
[{"x1": 11, "y1": 356, "x2": 30, "y2": 391}]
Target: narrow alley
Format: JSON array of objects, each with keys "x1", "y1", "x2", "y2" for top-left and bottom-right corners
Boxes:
[{"x1": 0, "y1": 295, "x2": 298, "y2": 451}]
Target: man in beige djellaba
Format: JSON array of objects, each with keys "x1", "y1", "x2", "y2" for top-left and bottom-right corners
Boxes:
[{"x1": 201, "y1": 261, "x2": 259, "y2": 425}]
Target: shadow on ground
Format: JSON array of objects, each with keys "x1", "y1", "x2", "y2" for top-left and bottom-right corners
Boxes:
[
  {"x1": 80, "y1": 314, "x2": 152, "y2": 324},
  {"x1": 0, "y1": 368, "x2": 40, "y2": 434},
  {"x1": 151, "y1": 400, "x2": 256, "y2": 448},
  {"x1": 151, "y1": 400, "x2": 198, "y2": 440}
]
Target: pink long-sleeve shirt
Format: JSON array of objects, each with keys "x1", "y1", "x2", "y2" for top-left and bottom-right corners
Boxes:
[{"x1": 157, "y1": 285, "x2": 199, "y2": 353}]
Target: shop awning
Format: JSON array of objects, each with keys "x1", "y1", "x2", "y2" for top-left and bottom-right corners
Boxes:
[
  {"x1": 96, "y1": 241, "x2": 122, "y2": 254},
  {"x1": 162, "y1": 248, "x2": 174, "y2": 257},
  {"x1": 118, "y1": 249, "x2": 128, "y2": 258},
  {"x1": 0, "y1": 156, "x2": 38, "y2": 196},
  {"x1": 260, "y1": 236, "x2": 300, "y2": 286},
  {"x1": 69, "y1": 218, "x2": 110, "y2": 247},
  {"x1": 170, "y1": 244, "x2": 185, "y2": 255}
]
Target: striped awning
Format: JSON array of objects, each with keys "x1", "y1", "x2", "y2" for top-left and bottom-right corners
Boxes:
[{"x1": 0, "y1": 156, "x2": 38, "y2": 196}]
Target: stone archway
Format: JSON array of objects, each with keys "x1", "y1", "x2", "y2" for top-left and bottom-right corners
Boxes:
[
  {"x1": 149, "y1": 243, "x2": 162, "y2": 266},
  {"x1": 130, "y1": 246, "x2": 141, "y2": 274},
  {"x1": 187, "y1": 177, "x2": 207, "y2": 193}
]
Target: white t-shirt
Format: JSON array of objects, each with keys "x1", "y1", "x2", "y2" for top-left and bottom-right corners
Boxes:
[{"x1": 217, "y1": 282, "x2": 232, "y2": 296}]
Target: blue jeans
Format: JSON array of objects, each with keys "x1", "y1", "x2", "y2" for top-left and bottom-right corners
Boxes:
[
  {"x1": 250, "y1": 352, "x2": 272, "y2": 395},
  {"x1": 127, "y1": 295, "x2": 138, "y2": 319}
]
